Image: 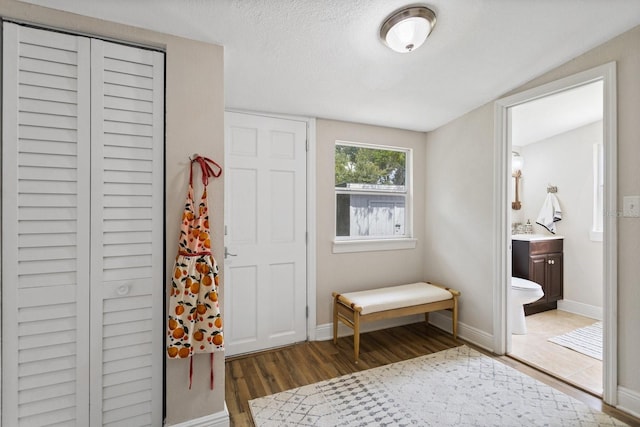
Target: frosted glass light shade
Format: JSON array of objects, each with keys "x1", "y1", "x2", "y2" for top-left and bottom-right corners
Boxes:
[
  {"x1": 512, "y1": 152, "x2": 524, "y2": 173},
  {"x1": 380, "y1": 6, "x2": 436, "y2": 53}
]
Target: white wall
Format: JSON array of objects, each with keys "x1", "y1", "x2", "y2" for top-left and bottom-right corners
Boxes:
[
  {"x1": 426, "y1": 25, "x2": 640, "y2": 410},
  {"x1": 520, "y1": 122, "x2": 603, "y2": 311}
]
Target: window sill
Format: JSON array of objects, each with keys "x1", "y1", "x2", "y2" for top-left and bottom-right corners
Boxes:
[{"x1": 332, "y1": 238, "x2": 417, "y2": 254}]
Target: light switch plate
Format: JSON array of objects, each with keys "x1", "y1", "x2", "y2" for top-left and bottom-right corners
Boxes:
[{"x1": 623, "y1": 196, "x2": 640, "y2": 217}]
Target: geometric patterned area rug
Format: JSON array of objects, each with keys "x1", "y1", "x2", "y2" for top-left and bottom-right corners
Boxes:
[
  {"x1": 548, "y1": 321, "x2": 603, "y2": 361},
  {"x1": 249, "y1": 345, "x2": 626, "y2": 426}
]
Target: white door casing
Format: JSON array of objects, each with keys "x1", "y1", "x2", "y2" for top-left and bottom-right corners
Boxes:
[
  {"x1": 1, "y1": 23, "x2": 164, "y2": 426},
  {"x1": 224, "y1": 112, "x2": 307, "y2": 356},
  {"x1": 493, "y1": 62, "x2": 617, "y2": 404}
]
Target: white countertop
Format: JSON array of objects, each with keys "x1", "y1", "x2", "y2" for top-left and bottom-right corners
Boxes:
[{"x1": 511, "y1": 234, "x2": 564, "y2": 241}]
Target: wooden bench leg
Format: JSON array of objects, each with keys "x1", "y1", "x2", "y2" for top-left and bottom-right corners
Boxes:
[
  {"x1": 333, "y1": 294, "x2": 339, "y2": 344},
  {"x1": 353, "y1": 311, "x2": 360, "y2": 363},
  {"x1": 452, "y1": 296, "x2": 458, "y2": 339}
]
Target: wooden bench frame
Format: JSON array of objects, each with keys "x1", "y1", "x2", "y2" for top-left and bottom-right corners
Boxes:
[{"x1": 332, "y1": 282, "x2": 460, "y2": 362}]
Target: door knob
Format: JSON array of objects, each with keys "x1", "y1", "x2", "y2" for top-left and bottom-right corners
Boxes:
[{"x1": 225, "y1": 247, "x2": 237, "y2": 258}]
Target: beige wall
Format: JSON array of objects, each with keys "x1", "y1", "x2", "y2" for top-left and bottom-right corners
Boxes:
[
  {"x1": 424, "y1": 104, "x2": 496, "y2": 333},
  {"x1": 316, "y1": 119, "x2": 427, "y2": 325},
  {"x1": 0, "y1": 2, "x2": 226, "y2": 424},
  {"x1": 426, "y1": 25, "x2": 640, "y2": 397}
]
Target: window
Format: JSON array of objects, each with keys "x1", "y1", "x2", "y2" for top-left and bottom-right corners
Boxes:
[{"x1": 334, "y1": 141, "x2": 415, "y2": 252}]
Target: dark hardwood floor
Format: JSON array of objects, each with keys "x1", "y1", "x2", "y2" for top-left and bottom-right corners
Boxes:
[{"x1": 224, "y1": 322, "x2": 640, "y2": 427}]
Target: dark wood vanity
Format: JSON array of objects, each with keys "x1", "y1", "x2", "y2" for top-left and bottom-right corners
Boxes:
[{"x1": 512, "y1": 236, "x2": 563, "y2": 315}]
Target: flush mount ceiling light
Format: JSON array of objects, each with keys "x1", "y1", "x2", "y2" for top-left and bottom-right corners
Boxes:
[{"x1": 380, "y1": 5, "x2": 436, "y2": 53}]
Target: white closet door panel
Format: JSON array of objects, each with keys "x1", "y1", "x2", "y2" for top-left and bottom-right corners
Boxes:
[
  {"x1": 104, "y1": 182, "x2": 152, "y2": 196},
  {"x1": 104, "y1": 332, "x2": 152, "y2": 351},
  {"x1": 19, "y1": 111, "x2": 77, "y2": 129},
  {"x1": 19, "y1": 368, "x2": 75, "y2": 390},
  {"x1": 104, "y1": 97, "x2": 153, "y2": 114},
  {"x1": 103, "y1": 403, "x2": 151, "y2": 426},
  {"x1": 19, "y1": 179, "x2": 76, "y2": 194},
  {"x1": 103, "y1": 206, "x2": 153, "y2": 220},
  {"x1": 104, "y1": 133, "x2": 153, "y2": 149},
  {"x1": 20, "y1": 97, "x2": 78, "y2": 117},
  {"x1": 103, "y1": 121, "x2": 153, "y2": 137},
  {"x1": 19, "y1": 402, "x2": 76, "y2": 426},
  {"x1": 104, "y1": 108, "x2": 153, "y2": 126},
  {"x1": 19, "y1": 42, "x2": 79, "y2": 64},
  {"x1": 19, "y1": 165, "x2": 77, "y2": 181},
  {"x1": 19, "y1": 69, "x2": 78, "y2": 91},
  {"x1": 103, "y1": 242, "x2": 152, "y2": 256},
  {"x1": 90, "y1": 38, "x2": 164, "y2": 427},
  {"x1": 103, "y1": 309, "x2": 154, "y2": 331},
  {"x1": 102, "y1": 58, "x2": 153, "y2": 77},
  {"x1": 19, "y1": 206, "x2": 77, "y2": 221},
  {"x1": 103, "y1": 84, "x2": 153, "y2": 102},
  {"x1": 19, "y1": 380, "x2": 76, "y2": 404},
  {"x1": 2, "y1": 23, "x2": 91, "y2": 426},
  {"x1": 103, "y1": 230, "x2": 152, "y2": 244},
  {"x1": 19, "y1": 85, "x2": 78, "y2": 104},
  {"x1": 19, "y1": 316, "x2": 77, "y2": 338},
  {"x1": 104, "y1": 169, "x2": 152, "y2": 184},
  {"x1": 103, "y1": 157, "x2": 153, "y2": 172},
  {"x1": 104, "y1": 70, "x2": 153, "y2": 90},
  {"x1": 103, "y1": 143, "x2": 154, "y2": 159}
]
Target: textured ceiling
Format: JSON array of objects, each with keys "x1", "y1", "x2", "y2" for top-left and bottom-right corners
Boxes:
[{"x1": 22, "y1": 0, "x2": 640, "y2": 132}]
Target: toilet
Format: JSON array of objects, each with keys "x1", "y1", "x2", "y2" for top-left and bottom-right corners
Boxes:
[{"x1": 511, "y1": 277, "x2": 544, "y2": 335}]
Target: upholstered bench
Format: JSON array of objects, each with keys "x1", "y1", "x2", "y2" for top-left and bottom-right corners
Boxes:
[{"x1": 332, "y1": 281, "x2": 460, "y2": 362}]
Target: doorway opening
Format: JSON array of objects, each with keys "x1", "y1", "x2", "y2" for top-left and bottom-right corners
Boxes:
[
  {"x1": 493, "y1": 62, "x2": 618, "y2": 404},
  {"x1": 509, "y1": 80, "x2": 604, "y2": 396}
]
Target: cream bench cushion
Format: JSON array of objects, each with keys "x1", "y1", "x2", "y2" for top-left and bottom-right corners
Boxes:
[
  {"x1": 340, "y1": 282, "x2": 453, "y2": 315},
  {"x1": 332, "y1": 281, "x2": 460, "y2": 362}
]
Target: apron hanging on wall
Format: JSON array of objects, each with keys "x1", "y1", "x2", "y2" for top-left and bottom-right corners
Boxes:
[{"x1": 167, "y1": 155, "x2": 223, "y2": 389}]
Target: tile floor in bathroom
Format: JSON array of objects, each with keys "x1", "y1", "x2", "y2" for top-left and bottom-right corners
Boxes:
[{"x1": 509, "y1": 309, "x2": 602, "y2": 396}]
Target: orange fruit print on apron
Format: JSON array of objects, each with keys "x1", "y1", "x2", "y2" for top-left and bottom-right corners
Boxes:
[{"x1": 167, "y1": 156, "x2": 224, "y2": 384}]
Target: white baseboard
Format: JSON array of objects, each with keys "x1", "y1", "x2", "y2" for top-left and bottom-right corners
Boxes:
[
  {"x1": 315, "y1": 314, "x2": 424, "y2": 341},
  {"x1": 557, "y1": 300, "x2": 603, "y2": 321},
  {"x1": 617, "y1": 386, "x2": 640, "y2": 419},
  {"x1": 314, "y1": 312, "x2": 494, "y2": 353},
  {"x1": 165, "y1": 404, "x2": 229, "y2": 427},
  {"x1": 428, "y1": 311, "x2": 494, "y2": 351}
]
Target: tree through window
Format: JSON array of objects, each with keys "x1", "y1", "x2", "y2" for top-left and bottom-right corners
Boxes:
[{"x1": 335, "y1": 142, "x2": 411, "y2": 239}]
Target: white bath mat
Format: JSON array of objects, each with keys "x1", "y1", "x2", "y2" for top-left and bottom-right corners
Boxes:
[{"x1": 548, "y1": 321, "x2": 603, "y2": 360}]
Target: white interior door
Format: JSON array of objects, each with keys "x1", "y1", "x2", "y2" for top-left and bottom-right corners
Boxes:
[
  {"x1": 2, "y1": 22, "x2": 164, "y2": 426},
  {"x1": 224, "y1": 112, "x2": 307, "y2": 356}
]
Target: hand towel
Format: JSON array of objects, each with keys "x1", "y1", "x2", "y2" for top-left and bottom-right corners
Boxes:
[{"x1": 536, "y1": 193, "x2": 562, "y2": 234}]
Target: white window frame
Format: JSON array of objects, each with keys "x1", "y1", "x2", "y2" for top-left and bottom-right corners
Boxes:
[{"x1": 332, "y1": 140, "x2": 416, "y2": 253}]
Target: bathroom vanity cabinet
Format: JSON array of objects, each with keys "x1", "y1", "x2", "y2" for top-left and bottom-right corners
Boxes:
[{"x1": 512, "y1": 237, "x2": 563, "y2": 315}]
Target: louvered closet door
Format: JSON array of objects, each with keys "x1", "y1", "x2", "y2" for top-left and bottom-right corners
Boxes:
[
  {"x1": 89, "y1": 39, "x2": 164, "y2": 427},
  {"x1": 2, "y1": 24, "x2": 92, "y2": 426},
  {"x1": 2, "y1": 23, "x2": 164, "y2": 427}
]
